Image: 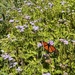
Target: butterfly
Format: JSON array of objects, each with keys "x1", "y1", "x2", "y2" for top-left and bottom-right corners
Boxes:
[{"x1": 40, "y1": 41, "x2": 58, "y2": 53}]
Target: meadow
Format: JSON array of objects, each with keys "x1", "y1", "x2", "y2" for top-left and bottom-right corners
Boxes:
[{"x1": 0, "y1": 0, "x2": 75, "y2": 75}]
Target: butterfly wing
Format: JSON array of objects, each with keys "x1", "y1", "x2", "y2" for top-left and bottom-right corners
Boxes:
[
  {"x1": 40, "y1": 41, "x2": 57, "y2": 53},
  {"x1": 48, "y1": 45, "x2": 56, "y2": 53},
  {"x1": 40, "y1": 41, "x2": 49, "y2": 51}
]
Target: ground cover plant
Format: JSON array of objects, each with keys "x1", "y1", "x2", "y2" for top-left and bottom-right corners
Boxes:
[{"x1": 0, "y1": 0, "x2": 75, "y2": 75}]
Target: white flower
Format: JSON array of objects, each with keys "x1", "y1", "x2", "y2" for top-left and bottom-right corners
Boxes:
[
  {"x1": 63, "y1": 71, "x2": 68, "y2": 75},
  {"x1": 71, "y1": 40, "x2": 75, "y2": 43},
  {"x1": 7, "y1": 34, "x2": 10, "y2": 38},
  {"x1": 1, "y1": 50, "x2": 4, "y2": 53},
  {"x1": 43, "y1": 73, "x2": 51, "y2": 75},
  {"x1": 30, "y1": 21, "x2": 35, "y2": 26},
  {"x1": 25, "y1": 15, "x2": 31, "y2": 20},
  {"x1": 60, "y1": 1, "x2": 66, "y2": 6},
  {"x1": 24, "y1": 24, "x2": 28, "y2": 28},
  {"x1": 16, "y1": 67, "x2": 22, "y2": 72},
  {"x1": 0, "y1": 18, "x2": 3, "y2": 21},
  {"x1": 59, "y1": 39, "x2": 64, "y2": 42},
  {"x1": 48, "y1": 3, "x2": 53, "y2": 8},
  {"x1": 26, "y1": 2, "x2": 33, "y2": 6}
]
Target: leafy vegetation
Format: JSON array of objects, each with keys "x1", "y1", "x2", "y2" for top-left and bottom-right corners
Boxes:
[{"x1": 0, "y1": 0, "x2": 75, "y2": 75}]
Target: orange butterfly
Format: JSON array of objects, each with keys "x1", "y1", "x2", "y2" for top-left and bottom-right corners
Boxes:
[{"x1": 40, "y1": 41, "x2": 58, "y2": 53}]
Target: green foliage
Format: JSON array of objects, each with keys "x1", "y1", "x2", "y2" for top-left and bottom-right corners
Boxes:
[{"x1": 0, "y1": 0, "x2": 75, "y2": 75}]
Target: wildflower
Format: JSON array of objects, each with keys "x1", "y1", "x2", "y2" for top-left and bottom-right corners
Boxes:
[
  {"x1": 16, "y1": 67, "x2": 22, "y2": 72},
  {"x1": 1, "y1": 53, "x2": 10, "y2": 60},
  {"x1": 30, "y1": 21, "x2": 35, "y2": 26},
  {"x1": 33, "y1": 25, "x2": 39, "y2": 31},
  {"x1": 7, "y1": 34, "x2": 10, "y2": 38},
  {"x1": 48, "y1": 41, "x2": 54, "y2": 45},
  {"x1": 58, "y1": 19, "x2": 63, "y2": 23},
  {"x1": 24, "y1": 1, "x2": 27, "y2": 3},
  {"x1": 48, "y1": 3, "x2": 53, "y2": 8},
  {"x1": 59, "y1": 39, "x2": 65, "y2": 42},
  {"x1": 64, "y1": 40, "x2": 68, "y2": 44},
  {"x1": 36, "y1": 6, "x2": 41, "y2": 9},
  {"x1": 59, "y1": 39, "x2": 68, "y2": 45},
  {"x1": 71, "y1": 40, "x2": 75, "y2": 45},
  {"x1": 43, "y1": 72, "x2": 51, "y2": 75},
  {"x1": 13, "y1": 62, "x2": 18, "y2": 67},
  {"x1": 26, "y1": 2, "x2": 33, "y2": 6},
  {"x1": 8, "y1": 56, "x2": 13, "y2": 61},
  {"x1": 9, "y1": 62, "x2": 18, "y2": 68},
  {"x1": 25, "y1": 15, "x2": 31, "y2": 20},
  {"x1": 71, "y1": 40, "x2": 75, "y2": 43},
  {"x1": 37, "y1": 43, "x2": 42, "y2": 48},
  {"x1": 9, "y1": 63, "x2": 13, "y2": 68},
  {"x1": 1, "y1": 50, "x2": 4, "y2": 53},
  {"x1": 9, "y1": 19, "x2": 14, "y2": 23},
  {"x1": 15, "y1": 20, "x2": 19, "y2": 23},
  {"x1": 63, "y1": 71, "x2": 68, "y2": 75},
  {"x1": 1, "y1": 53, "x2": 14, "y2": 61},
  {"x1": 60, "y1": 1, "x2": 66, "y2": 6},
  {"x1": 16, "y1": 25, "x2": 25, "y2": 32},
  {"x1": 61, "y1": 10, "x2": 65, "y2": 13},
  {"x1": 17, "y1": 8, "x2": 22, "y2": 13},
  {"x1": 44, "y1": 7, "x2": 48, "y2": 10},
  {"x1": 0, "y1": 18, "x2": 3, "y2": 21},
  {"x1": 59, "y1": 63, "x2": 68, "y2": 69},
  {"x1": 24, "y1": 24, "x2": 28, "y2": 28}
]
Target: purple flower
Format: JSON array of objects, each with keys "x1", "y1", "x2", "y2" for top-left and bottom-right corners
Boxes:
[
  {"x1": 1, "y1": 53, "x2": 10, "y2": 60},
  {"x1": 13, "y1": 62, "x2": 18, "y2": 67},
  {"x1": 64, "y1": 40, "x2": 68, "y2": 44},
  {"x1": 33, "y1": 25, "x2": 39, "y2": 31},
  {"x1": 48, "y1": 40, "x2": 54, "y2": 45},
  {"x1": 59, "y1": 39, "x2": 68, "y2": 45},
  {"x1": 1, "y1": 53, "x2": 14, "y2": 61},
  {"x1": 8, "y1": 56, "x2": 13, "y2": 61},
  {"x1": 37, "y1": 43, "x2": 42, "y2": 48},
  {"x1": 9, "y1": 19, "x2": 14, "y2": 23},
  {"x1": 16, "y1": 25, "x2": 25, "y2": 32}
]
